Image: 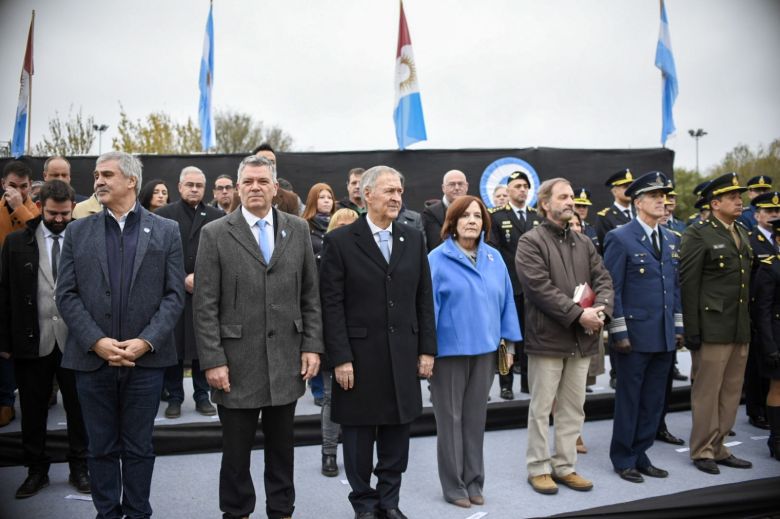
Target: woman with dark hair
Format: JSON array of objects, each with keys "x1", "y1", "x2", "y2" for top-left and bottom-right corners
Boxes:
[
  {"x1": 428, "y1": 195, "x2": 522, "y2": 508},
  {"x1": 139, "y1": 179, "x2": 169, "y2": 211},
  {"x1": 302, "y1": 183, "x2": 336, "y2": 265}
]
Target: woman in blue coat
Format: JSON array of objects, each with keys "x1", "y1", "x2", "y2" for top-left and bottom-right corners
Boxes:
[{"x1": 428, "y1": 195, "x2": 522, "y2": 509}]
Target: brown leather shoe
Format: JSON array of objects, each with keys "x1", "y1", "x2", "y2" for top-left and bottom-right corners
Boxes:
[
  {"x1": 552, "y1": 472, "x2": 593, "y2": 491},
  {"x1": 576, "y1": 435, "x2": 588, "y2": 454},
  {"x1": 528, "y1": 474, "x2": 558, "y2": 494},
  {"x1": 451, "y1": 498, "x2": 471, "y2": 508},
  {"x1": 0, "y1": 406, "x2": 15, "y2": 427},
  {"x1": 469, "y1": 495, "x2": 485, "y2": 505}
]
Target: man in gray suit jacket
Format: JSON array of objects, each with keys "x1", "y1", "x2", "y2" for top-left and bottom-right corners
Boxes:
[
  {"x1": 56, "y1": 152, "x2": 185, "y2": 519},
  {"x1": 194, "y1": 155, "x2": 323, "y2": 519}
]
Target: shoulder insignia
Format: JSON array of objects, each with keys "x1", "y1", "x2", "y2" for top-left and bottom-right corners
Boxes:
[
  {"x1": 761, "y1": 256, "x2": 775, "y2": 265},
  {"x1": 597, "y1": 207, "x2": 609, "y2": 216},
  {"x1": 488, "y1": 206, "x2": 499, "y2": 214},
  {"x1": 527, "y1": 206, "x2": 537, "y2": 213},
  {"x1": 757, "y1": 233, "x2": 765, "y2": 242},
  {"x1": 670, "y1": 230, "x2": 681, "y2": 237}
]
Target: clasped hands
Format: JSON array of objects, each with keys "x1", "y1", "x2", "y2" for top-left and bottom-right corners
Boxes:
[
  {"x1": 93, "y1": 337, "x2": 150, "y2": 367},
  {"x1": 579, "y1": 305, "x2": 606, "y2": 335},
  {"x1": 335, "y1": 354, "x2": 434, "y2": 391}
]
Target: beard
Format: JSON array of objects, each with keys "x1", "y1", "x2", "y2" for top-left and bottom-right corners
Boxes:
[{"x1": 43, "y1": 218, "x2": 69, "y2": 234}]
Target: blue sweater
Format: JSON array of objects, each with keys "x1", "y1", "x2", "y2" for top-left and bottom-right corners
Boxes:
[{"x1": 428, "y1": 237, "x2": 522, "y2": 357}]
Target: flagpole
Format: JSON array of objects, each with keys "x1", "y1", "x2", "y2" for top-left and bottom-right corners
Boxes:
[{"x1": 26, "y1": 10, "x2": 35, "y2": 156}]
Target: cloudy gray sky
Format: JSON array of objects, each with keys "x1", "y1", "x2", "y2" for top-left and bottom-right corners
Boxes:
[{"x1": 1, "y1": 0, "x2": 779, "y2": 173}]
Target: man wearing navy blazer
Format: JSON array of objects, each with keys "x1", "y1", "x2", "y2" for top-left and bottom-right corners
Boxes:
[
  {"x1": 56, "y1": 151, "x2": 185, "y2": 519},
  {"x1": 604, "y1": 171, "x2": 683, "y2": 483},
  {"x1": 320, "y1": 166, "x2": 437, "y2": 519}
]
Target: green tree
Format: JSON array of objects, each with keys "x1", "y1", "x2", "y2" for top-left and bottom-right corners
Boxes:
[
  {"x1": 709, "y1": 139, "x2": 780, "y2": 184},
  {"x1": 214, "y1": 110, "x2": 293, "y2": 153},
  {"x1": 113, "y1": 106, "x2": 201, "y2": 154},
  {"x1": 34, "y1": 107, "x2": 96, "y2": 155},
  {"x1": 672, "y1": 167, "x2": 703, "y2": 219}
]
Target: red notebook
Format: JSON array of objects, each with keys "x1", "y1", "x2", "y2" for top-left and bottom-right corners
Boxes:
[{"x1": 573, "y1": 283, "x2": 595, "y2": 308}]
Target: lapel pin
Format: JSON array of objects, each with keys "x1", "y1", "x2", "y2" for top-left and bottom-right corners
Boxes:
[
  {"x1": 200, "y1": 212, "x2": 206, "y2": 216},
  {"x1": 143, "y1": 227, "x2": 150, "y2": 233},
  {"x1": 399, "y1": 236, "x2": 404, "y2": 242},
  {"x1": 281, "y1": 230, "x2": 287, "y2": 238}
]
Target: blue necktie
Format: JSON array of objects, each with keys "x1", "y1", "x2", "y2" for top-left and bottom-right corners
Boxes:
[
  {"x1": 378, "y1": 230, "x2": 391, "y2": 263},
  {"x1": 256, "y1": 220, "x2": 271, "y2": 263}
]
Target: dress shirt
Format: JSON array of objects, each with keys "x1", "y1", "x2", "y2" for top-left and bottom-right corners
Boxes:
[
  {"x1": 636, "y1": 218, "x2": 660, "y2": 250},
  {"x1": 106, "y1": 203, "x2": 138, "y2": 232},
  {"x1": 613, "y1": 201, "x2": 632, "y2": 220},
  {"x1": 508, "y1": 202, "x2": 527, "y2": 222},
  {"x1": 41, "y1": 224, "x2": 66, "y2": 271},
  {"x1": 366, "y1": 214, "x2": 393, "y2": 256},
  {"x1": 241, "y1": 206, "x2": 275, "y2": 257}
]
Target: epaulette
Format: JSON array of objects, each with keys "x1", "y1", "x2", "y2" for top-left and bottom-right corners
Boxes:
[
  {"x1": 700, "y1": 219, "x2": 708, "y2": 225},
  {"x1": 670, "y1": 230, "x2": 682, "y2": 237},
  {"x1": 687, "y1": 213, "x2": 698, "y2": 221},
  {"x1": 527, "y1": 206, "x2": 537, "y2": 213},
  {"x1": 597, "y1": 207, "x2": 610, "y2": 217},
  {"x1": 488, "y1": 206, "x2": 500, "y2": 214},
  {"x1": 760, "y1": 255, "x2": 775, "y2": 265}
]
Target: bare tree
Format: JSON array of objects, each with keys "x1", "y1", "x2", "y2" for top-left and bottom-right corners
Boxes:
[
  {"x1": 34, "y1": 107, "x2": 96, "y2": 155},
  {"x1": 214, "y1": 110, "x2": 293, "y2": 153}
]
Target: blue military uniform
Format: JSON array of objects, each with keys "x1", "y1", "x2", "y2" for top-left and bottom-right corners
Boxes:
[
  {"x1": 604, "y1": 172, "x2": 683, "y2": 478},
  {"x1": 738, "y1": 175, "x2": 773, "y2": 231}
]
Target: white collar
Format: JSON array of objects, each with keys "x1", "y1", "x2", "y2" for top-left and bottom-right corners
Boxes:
[
  {"x1": 613, "y1": 201, "x2": 631, "y2": 213},
  {"x1": 758, "y1": 225, "x2": 773, "y2": 243},
  {"x1": 241, "y1": 206, "x2": 274, "y2": 229},
  {"x1": 509, "y1": 202, "x2": 526, "y2": 214},
  {"x1": 636, "y1": 217, "x2": 659, "y2": 241},
  {"x1": 366, "y1": 214, "x2": 392, "y2": 235}
]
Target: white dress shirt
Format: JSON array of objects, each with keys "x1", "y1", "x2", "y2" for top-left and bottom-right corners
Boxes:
[
  {"x1": 366, "y1": 214, "x2": 393, "y2": 256},
  {"x1": 242, "y1": 206, "x2": 275, "y2": 257}
]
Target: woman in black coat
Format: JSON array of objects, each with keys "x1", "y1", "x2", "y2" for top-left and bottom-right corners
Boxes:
[
  {"x1": 302, "y1": 182, "x2": 336, "y2": 266},
  {"x1": 753, "y1": 218, "x2": 780, "y2": 461}
]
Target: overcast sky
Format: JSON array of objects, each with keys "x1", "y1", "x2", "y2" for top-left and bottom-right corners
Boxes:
[{"x1": 1, "y1": 0, "x2": 779, "y2": 174}]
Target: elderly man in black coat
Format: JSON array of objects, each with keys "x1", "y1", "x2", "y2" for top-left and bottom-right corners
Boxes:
[
  {"x1": 320, "y1": 165, "x2": 437, "y2": 519},
  {"x1": 155, "y1": 166, "x2": 223, "y2": 418}
]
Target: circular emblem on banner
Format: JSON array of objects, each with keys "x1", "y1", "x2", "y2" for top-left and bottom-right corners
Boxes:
[{"x1": 480, "y1": 157, "x2": 541, "y2": 209}]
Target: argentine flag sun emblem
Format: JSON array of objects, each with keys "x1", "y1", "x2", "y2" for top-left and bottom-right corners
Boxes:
[{"x1": 394, "y1": 1, "x2": 427, "y2": 150}]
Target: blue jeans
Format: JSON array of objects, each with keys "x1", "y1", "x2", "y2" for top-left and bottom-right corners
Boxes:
[
  {"x1": 0, "y1": 356, "x2": 16, "y2": 406},
  {"x1": 162, "y1": 359, "x2": 210, "y2": 404},
  {"x1": 309, "y1": 372, "x2": 324, "y2": 400},
  {"x1": 75, "y1": 365, "x2": 164, "y2": 519}
]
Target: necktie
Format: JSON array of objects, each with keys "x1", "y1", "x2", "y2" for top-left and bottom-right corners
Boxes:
[
  {"x1": 256, "y1": 220, "x2": 271, "y2": 263},
  {"x1": 729, "y1": 225, "x2": 741, "y2": 249},
  {"x1": 651, "y1": 230, "x2": 661, "y2": 258},
  {"x1": 623, "y1": 209, "x2": 632, "y2": 220},
  {"x1": 51, "y1": 235, "x2": 60, "y2": 282},
  {"x1": 378, "y1": 230, "x2": 391, "y2": 263},
  {"x1": 517, "y1": 210, "x2": 526, "y2": 227}
]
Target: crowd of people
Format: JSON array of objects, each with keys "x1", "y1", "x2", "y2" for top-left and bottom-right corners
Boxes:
[{"x1": 0, "y1": 146, "x2": 779, "y2": 519}]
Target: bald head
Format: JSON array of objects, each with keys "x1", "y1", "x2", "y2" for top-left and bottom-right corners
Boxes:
[
  {"x1": 43, "y1": 157, "x2": 71, "y2": 184},
  {"x1": 442, "y1": 169, "x2": 468, "y2": 203}
]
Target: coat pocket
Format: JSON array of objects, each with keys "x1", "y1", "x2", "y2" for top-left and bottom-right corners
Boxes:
[
  {"x1": 701, "y1": 296, "x2": 723, "y2": 313},
  {"x1": 220, "y1": 324, "x2": 243, "y2": 339},
  {"x1": 624, "y1": 308, "x2": 648, "y2": 320},
  {"x1": 293, "y1": 318, "x2": 304, "y2": 333}
]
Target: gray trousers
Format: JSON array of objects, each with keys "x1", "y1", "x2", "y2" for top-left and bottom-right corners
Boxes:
[
  {"x1": 430, "y1": 352, "x2": 495, "y2": 503},
  {"x1": 320, "y1": 368, "x2": 341, "y2": 456}
]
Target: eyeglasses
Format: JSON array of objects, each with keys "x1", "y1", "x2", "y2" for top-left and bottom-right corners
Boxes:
[
  {"x1": 183, "y1": 182, "x2": 205, "y2": 189},
  {"x1": 214, "y1": 185, "x2": 234, "y2": 191},
  {"x1": 445, "y1": 182, "x2": 467, "y2": 188}
]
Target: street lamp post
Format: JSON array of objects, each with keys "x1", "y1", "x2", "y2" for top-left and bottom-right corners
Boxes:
[
  {"x1": 93, "y1": 124, "x2": 109, "y2": 155},
  {"x1": 688, "y1": 128, "x2": 708, "y2": 174}
]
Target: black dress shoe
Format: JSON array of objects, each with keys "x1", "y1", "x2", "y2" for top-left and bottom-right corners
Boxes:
[
  {"x1": 749, "y1": 415, "x2": 771, "y2": 430},
  {"x1": 381, "y1": 509, "x2": 408, "y2": 519},
  {"x1": 195, "y1": 400, "x2": 217, "y2": 416},
  {"x1": 15, "y1": 473, "x2": 49, "y2": 498},
  {"x1": 321, "y1": 454, "x2": 339, "y2": 477},
  {"x1": 165, "y1": 402, "x2": 182, "y2": 418},
  {"x1": 638, "y1": 465, "x2": 668, "y2": 478},
  {"x1": 499, "y1": 388, "x2": 514, "y2": 400},
  {"x1": 656, "y1": 429, "x2": 685, "y2": 445},
  {"x1": 69, "y1": 470, "x2": 91, "y2": 493},
  {"x1": 693, "y1": 458, "x2": 720, "y2": 474},
  {"x1": 609, "y1": 377, "x2": 617, "y2": 390},
  {"x1": 615, "y1": 467, "x2": 643, "y2": 483},
  {"x1": 715, "y1": 454, "x2": 752, "y2": 469},
  {"x1": 727, "y1": 429, "x2": 736, "y2": 436},
  {"x1": 355, "y1": 513, "x2": 379, "y2": 519},
  {"x1": 671, "y1": 366, "x2": 688, "y2": 381}
]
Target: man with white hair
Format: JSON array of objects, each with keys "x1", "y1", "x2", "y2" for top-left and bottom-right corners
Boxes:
[
  {"x1": 422, "y1": 169, "x2": 468, "y2": 252},
  {"x1": 156, "y1": 166, "x2": 223, "y2": 418}
]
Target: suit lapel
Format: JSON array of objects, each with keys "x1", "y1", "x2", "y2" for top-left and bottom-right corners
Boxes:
[
  {"x1": 387, "y1": 222, "x2": 406, "y2": 274},
  {"x1": 130, "y1": 209, "x2": 154, "y2": 289},
  {"x1": 93, "y1": 214, "x2": 111, "y2": 285},
  {"x1": 35, "y1": 224, "x2": 55, "y2": 288},
  {"x1": 268, "y1": 210, "x2": 291, "y2": 269},
  {"x1": 631, "y1": 220, "x2": 657, "y2": 258},
  {"x1": 226, "y1": 210, "x2": 264, "y2": 264},
  {"x1": 189, "y1": 203, "x2": 208, "y2": 241},
  {"x1": 354, "y1": 217, "x2": 389, "y2": 271}
]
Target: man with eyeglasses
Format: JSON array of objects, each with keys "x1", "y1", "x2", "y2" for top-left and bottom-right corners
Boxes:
[
  {"x1": 211, "y1": 174, "x2": 235, "y2": 213},
  {"x1": 422, "y1": 170, "x2": 468, "y2": 252},
  {"x1": 156, "y1": 166, "x2": 223, "y2": 419}
]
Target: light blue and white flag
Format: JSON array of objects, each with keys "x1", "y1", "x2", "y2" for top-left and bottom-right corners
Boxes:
[
  {"x1": 198, "y1": 3, "x2": 215, "y2": 151},
  {"x1": 394, "y1": 1, "x2": 427, "y2": 150},
  {"x1": 11, "y1": 13, "x2": 34, "y2": 158},
  {"x1": 655, "y1": 0, "x2": 678, "y2": 146}
]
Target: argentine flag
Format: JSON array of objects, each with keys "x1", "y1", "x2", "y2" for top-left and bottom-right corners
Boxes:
[
  {"x1": 394, "y1": 2, "x2": 427, "y2": 150},
  {"x1": 198, "y1": 3, "x2": 215, "y2": 151},
  {"x1": 655, "y1": 0, "x2": 678, "y2": 146}
]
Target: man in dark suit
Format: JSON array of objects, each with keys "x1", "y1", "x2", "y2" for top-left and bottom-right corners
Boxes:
[
  {"x1": 680, "y1": 172, "x2": 753, "y2": 475},
  {"x1": 422, "y1": 169, "x2": 468, "y2": 252},
  {"x1": 194, "y1": 155, "x2": 323, "y2": 519},
  {"x1": 155, "y1": 166, "x2": 223, "y2": 419},
  {"x1": 488, "y1": 170, "x2": 541, "y2": 399},
  {"x1": 56, "y1": 151, "x2": 185, "y2": 518},
  {"x1": 320, "y1": 165, "x2": 437, "y2": 519},
  {"x1": 0, "y1": 180, "x2": 90, "y2": 498},
  {"x1": 603, "y1": 172, "x2": 683, "y2": 483},
  {"x1": 738, "y1": 175, "x2": 772, "y2": 231},
  {"x1": 595, "y1": 168, "x2": 634, "y2": 253}
]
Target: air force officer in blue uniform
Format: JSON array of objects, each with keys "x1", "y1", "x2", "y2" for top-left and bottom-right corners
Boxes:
[{"x1": 604, "y1": 172, "x2": 684, "y2": 483}]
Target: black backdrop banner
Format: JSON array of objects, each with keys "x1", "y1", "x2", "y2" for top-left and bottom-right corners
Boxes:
[{"x1": 1, "y1": 147, "x2": 673, "y2": 214}]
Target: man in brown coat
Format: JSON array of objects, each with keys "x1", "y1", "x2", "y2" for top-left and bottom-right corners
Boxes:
[{"x1": 516, "y1": 177, "x2": 614, "y2": 495}]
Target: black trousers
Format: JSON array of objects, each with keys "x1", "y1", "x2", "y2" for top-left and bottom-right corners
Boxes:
[
  {"x1": 217, "y1": 402, "x2": 296, "y2": 519},
  {"x1": 14, "y1": 348, "x2": 88, "y2": 474},
  {"x1": 745, "y1": 339, "x2": 770, "y2": 419},
  {"x1": 341, "y1": 423, "x2": 411, "y2": 513}
]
